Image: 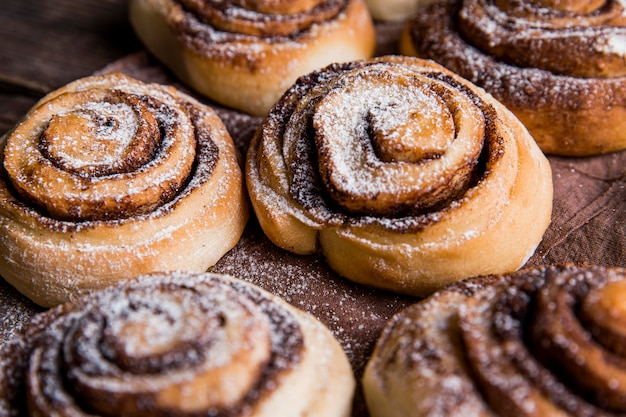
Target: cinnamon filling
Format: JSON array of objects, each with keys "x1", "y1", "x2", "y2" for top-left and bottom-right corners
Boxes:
[
  {"x1": 2, "y1": 87, "x2": 203, "y2": 222},
  {"x1": 260, "y1": 60, "x2": 500, "y2": 231},
  {"x1": 5, "y1": 274, "x2": 305, "y2": 416},
  {"x1": 175, "y1": 0, "x2": 344, "y2": 38},
  {"x1": 581, "y1": 280, "x2": 626, "y2": 356},
  {"x1": 39, "y1": 91, "x2": 160, "y2": 178},
  {"x1": 406, "y1": 0, "x2": 626, "y2": 113},
  {"x1": 460, "y1": 266, "x2": 626, "y2": 415},
  {"x1": 458, "y1": 0, "x2": 626, "y2": 78}
]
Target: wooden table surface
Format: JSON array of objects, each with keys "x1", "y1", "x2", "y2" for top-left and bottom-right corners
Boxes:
[{"x1": 0, "y1": 0, "x2": 141, "y2": 136}]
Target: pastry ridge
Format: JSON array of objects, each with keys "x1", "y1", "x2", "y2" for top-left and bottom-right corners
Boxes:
[
  {"x1": 0, "y1": 271, "x2": 355, "y2": 417},
  {"x1": 246, "y1": 55, "x2": 553, "y2": 297},
  {"x1": 0, "y1": 72, "x2": 249, "y2": 307},
  {"x1": 129, "y1": 0, "x2": 376, "y2": 116},
  {"x1": 364, "y1": 264, "x2": 626, "y2": 417},
  {"x1": 400, "y1": 0, "x2": 626, "y2": 156}
]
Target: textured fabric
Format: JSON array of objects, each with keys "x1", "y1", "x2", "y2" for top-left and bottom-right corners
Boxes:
[{"x1": 530, "y1": 153, "x2": 625, "y2": 268}]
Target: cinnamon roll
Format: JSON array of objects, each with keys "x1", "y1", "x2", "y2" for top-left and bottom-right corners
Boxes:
[
  {"x1": 128, "y1": 0, "x2": 376, "y2": 116},
  {"x1": 363, "y1": 264, "x2": 626, "y2": 417},
  {"x1": 0, "y1": 271, "x2": 355, "y2": 417},
  {"x1": 0, "y1": 73, "x2": 248, "y2": 308},
  {"x1": 246, "y1": 56, "x2": 553, "y2": 297},
  {"x1": 400, "y1": 0, "x2": 626, "y2": 156}
]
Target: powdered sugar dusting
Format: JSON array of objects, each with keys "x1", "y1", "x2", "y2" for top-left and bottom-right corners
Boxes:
[
  {"x1": 367, "y1": 265, "x2": 626, "y2": 415},
  {"x1": 211, "y1": 225, "x2": 415, "y2": 375},
  {"x1": 0, "y1": 272, "x2": 315, "y2": 415},
  {"x1": 174, "y1": 0, "x2": 349, "y2": 59},
  {"x1": 311, "y1": 63, "x2": 483, "y2": 217},
  {"x1": 407, "y1": 0, "x2": 626, "y2": 110},
  {"x1": 1, "y1": 73, "x2": 228, "y2": 232},
  {"x1": 595, "y1": 33, "x2": 626, "y2": 57},
  {"x1": 51, "y1": 101, "x2": 139, "y2": 169}
]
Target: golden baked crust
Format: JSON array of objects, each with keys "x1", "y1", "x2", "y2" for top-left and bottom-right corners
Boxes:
[
  {"x1": 363, "y1": 264, "x2": 626, "y2": 417},
  {"x1": 0, "y1": 271, "x2": 355, "y2": 416},
  {"x1": 129, "y1": 0, "x2": 376, "y2": 116},
  {"x1": 0, "y1": 73, "x2": 248, "y2": 307},
  {"x1": 400, "y1": 0, "x2": 626, "y2": 156},
  {"x1": 246, "y1": 55, "x2": 553, "y2": 297}
]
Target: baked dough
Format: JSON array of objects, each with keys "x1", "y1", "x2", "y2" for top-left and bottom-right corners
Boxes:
[
  {"x1": 0, "y1": 72, "x2": 248, "y2": 307},
  {"x1": 129, "y1": 0, "x2": 376, "y2": 116},
  {"x1": 246, "y1": 56, "x2": 553, "y2": 297},
  {"x1": 400, "y1": 0, "x2": 626, "y2": 156},
  {"x1": 363, "y1": 264, "x2": 626, "y2": 416},
  {"x1": 0, "y1": 271, "x2": 355, "y2": 417}
]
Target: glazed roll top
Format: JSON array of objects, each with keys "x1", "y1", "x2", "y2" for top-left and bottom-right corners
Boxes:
[
  {"x1": 0, "y1": 272, "x2": 355, "y2": 417},
  {"x1": 246, "y1": 56, "x2": 553, "y2": 296},
  {"x1": 0, "y1": 73, "x2": 248, "y2": 307},
  {"x1": 364, "y1": 265, "x2": 626, "y2": 417}
]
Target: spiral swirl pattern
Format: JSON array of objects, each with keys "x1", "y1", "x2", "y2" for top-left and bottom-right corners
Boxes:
[
  {"x1": 129, "y1": 0, "x2": 375, "y2": 115},
  {"x1": 364, "y1": 265, "x2": 626, "y2": 417},
  {"x1": 0, "y1": 272, "x2": 355, "y2": 417},
  {"x1": 401, "y1": 0, "x2": 626, "y2": 156},
  {"x1": 0, "y1": 73, "x2": 248, "y2": 307},
  {"x1": 4, "y1": 80, "x2": 198, "y2": 222},
  {"x1": 460, "y1": 0, "x2": 626, "y2": 78},
  {"x1": 177, "y1": 0, "x2": 344, "y2": 37},
  {"x1": 246, "y1": 56, "x2": 553, "y2": 296}
]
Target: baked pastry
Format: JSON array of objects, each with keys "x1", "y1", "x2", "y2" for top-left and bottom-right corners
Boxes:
[
  {"x1": 400, "y1": 0, "x2": 626, "y2": 156},
  {"x1": 363, "y1": 264, "x2": 626, "y2": 416},
  {"x1": 246, "y1": 55, "x2": 553, "y2": 297},
  {"x1": 0, "y1": 72, "x2": 248, "y2": 308},
  {"x1": 364, "y1": 0, "x2": 436, "y2": 22},
  {"x1": 128, "y1": 0, "x2": 376, "y2": 116},
  {"x1": 0, "y1": 271, "x2": 355, "y2": 417}
]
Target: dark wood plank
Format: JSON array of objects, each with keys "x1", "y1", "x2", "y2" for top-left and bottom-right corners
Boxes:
[
  {"x1": 0, "y1": 0, "x2": 141, "y2": 135},
  {"x1": 0, "y1": 93, "x2": 37, "y2": 135},
  {"x1": 0, "y1": 0, "x2": 141, "y2": 92}
]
